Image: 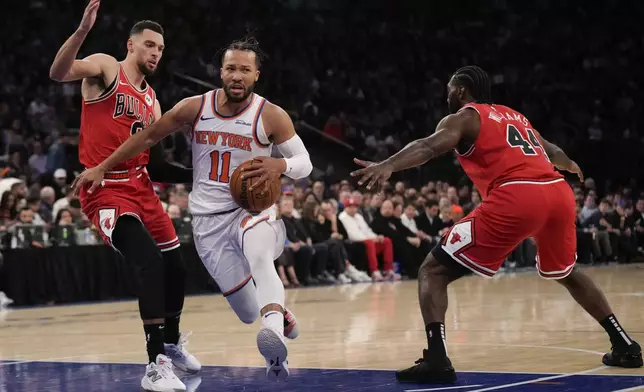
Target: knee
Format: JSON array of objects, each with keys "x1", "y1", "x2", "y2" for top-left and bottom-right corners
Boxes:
[
  {"x1": 418, "y1": 254, "x2": 443, "y2": 281},
  {"x1": 226, "y1": 283, "x2": 260, "y2": 324},
  {"x1": 238, "y1": 309, "x2": 259, "y2": 324},
  {"x1": 113, "y1": 215, "x2": 161, "y2": 267},
  {"x1": 554, "y1": 267, "x2": 579, "y2": 288}
]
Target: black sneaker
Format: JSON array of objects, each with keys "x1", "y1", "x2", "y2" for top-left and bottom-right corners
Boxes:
[
  {"x1": 602, "y1": 341, "x2": 643, "y2": 368},
  {"x1": 395, "y1": 350, "x2": 457, "y2": 384}
]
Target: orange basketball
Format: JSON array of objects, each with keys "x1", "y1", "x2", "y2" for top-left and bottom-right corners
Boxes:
[{"x1": 230, "y1": 159, "x2": 282, "y2": 213}]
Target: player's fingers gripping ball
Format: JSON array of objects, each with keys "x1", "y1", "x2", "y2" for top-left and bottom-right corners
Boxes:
[{"x1": 230, "y1": 159, "x2": 281, "y2": 213}]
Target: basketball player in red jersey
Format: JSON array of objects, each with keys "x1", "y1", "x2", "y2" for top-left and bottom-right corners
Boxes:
[
  {"x1": 50, "y1": 1, "x2": 199, "y2": 390},
  {"x1": 352, "y1": 66, "x2": 642, "y2": 384}
]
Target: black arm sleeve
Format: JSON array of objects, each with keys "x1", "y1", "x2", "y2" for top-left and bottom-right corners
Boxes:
[{"x1": 146, "y1": 142, "x2": 193, "y2": 184}]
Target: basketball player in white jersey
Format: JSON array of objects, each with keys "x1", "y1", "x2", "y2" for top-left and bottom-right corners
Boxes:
[{"x1": 73, "y1": 38, "x2": 312, "y2": 380}]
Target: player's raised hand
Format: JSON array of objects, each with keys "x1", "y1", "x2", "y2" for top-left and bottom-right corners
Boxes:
[
  {"x1": 71, "y1": 166, "x2": 105, "y2": 196},
  {"x1": 240, "y1": 156, "x2": 286, "y2": 193},
  {"x1": 565, "y1": 161, "x2": 584, "y2": 182},
  {"x1": 78, "y1": 0, "x2": 100, "y2": 33},
  {"x1": 350, "y1": 158, "x2": 393, "y2": 192}
]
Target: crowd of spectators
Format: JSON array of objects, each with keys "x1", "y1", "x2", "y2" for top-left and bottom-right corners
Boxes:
[{"x1": 0, "y1": 0, "x2": 643, "y2": 294}]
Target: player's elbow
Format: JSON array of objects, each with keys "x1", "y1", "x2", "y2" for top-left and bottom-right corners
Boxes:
[
  {"x1": 49, "y1": 69, "x2": 64, "y2": 82},
  {"x1": 284, "y1": 154, "x2": 313, "y2": 180}
]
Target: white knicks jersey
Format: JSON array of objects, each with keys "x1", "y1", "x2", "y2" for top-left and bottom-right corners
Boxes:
[{"x1": 189, "y1": 89, "x2": 273, "y2": 215}]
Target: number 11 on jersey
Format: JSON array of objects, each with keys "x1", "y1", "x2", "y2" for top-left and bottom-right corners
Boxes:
[{"x1": 209, "y1": 151, "x2": 231, "y2": 183}]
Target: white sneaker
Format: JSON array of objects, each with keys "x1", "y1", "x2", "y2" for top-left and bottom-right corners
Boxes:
[
  {"x1": 283, "y1": 308, "x2": 299, "y2": 340},
  {"x1": 0, "y1": 292, "x2": 13, "y2": 308},
  {"x1": 347, "y1": 265, "x2": 372, "y2": 282},
  {"x1": 359, "y1": 271, "x2": 372, "y2": 282},
  {"x1": 164, "y1": 332, "x2": 201, "y2": 374},
  {"x1": 345, "y1": 266, "x2": 362, "y2": 282},
  {"x1": 141, "y1": 354, "x2": 186, "y2": 392},
  {"x1": 337, "y1": 273, "x2": 352, "y2": 284},
  {"x1": 346, "y1": 265, "x2": 371, "y2": 283},
  {"x1": 372, "y1": 270, "x2": 384, "y2": 282},
  {"x1": 257, "y1": 326, "x2": 289, "y2": 381}
]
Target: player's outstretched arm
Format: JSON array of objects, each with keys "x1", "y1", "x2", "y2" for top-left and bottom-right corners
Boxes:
[
  {"x1": 539, "y1": 134, "x2": 584, "y2": 181},
  {"x1": 240, "y1": 102, "x2": 312, "y2": 192},
  {"x1": 72, "y1": 95, "x2": 202, "y2": 194},
  {"x1": 351, "y1": 109, "x2": 479, "y2": 190},
  {"x1": 49, "y1": 0, "x2": 115, "y2": 83}
]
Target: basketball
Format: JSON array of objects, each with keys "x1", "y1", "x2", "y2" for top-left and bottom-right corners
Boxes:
[{"x1": 230, "y1": 159, "x2": 282, "y2": 213}]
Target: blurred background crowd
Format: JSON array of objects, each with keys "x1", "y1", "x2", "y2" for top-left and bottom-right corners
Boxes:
[{"x1": 0, "y1": 0, "x2": 643, "y2": 292}]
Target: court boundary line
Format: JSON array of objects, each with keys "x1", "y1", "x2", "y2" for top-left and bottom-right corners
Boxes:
[
  {"x1": 464, "y1": 366, "x2": 608, "y2": 392},
  {"x1": 611, "y1": 386, "x2": 644, "y2": 392},
  {"x1": 405, "y1": 385, "x2": 483, "y2": 391},
  {"x1": 1, "y1": 359, "x2": 642, "y2": 378}
]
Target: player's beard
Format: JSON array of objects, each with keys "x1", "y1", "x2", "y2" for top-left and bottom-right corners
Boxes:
[
  {"x1": 138, "y1": 62, "x2": 155, "y2": 77},
  {"x1": 223, "y1": 83, "x2": 254, "y2": 103}
]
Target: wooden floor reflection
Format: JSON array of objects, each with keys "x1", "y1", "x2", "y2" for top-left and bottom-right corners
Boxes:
[{"x1": 1, "y1": 264, "x2": 643, "y2": 376}]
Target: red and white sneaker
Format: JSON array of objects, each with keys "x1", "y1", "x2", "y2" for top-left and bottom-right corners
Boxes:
[{"x1": 283, "y1": 308, "x2": 299, "y2": 340}]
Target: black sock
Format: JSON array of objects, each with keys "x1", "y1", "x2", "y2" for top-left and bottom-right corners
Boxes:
[
  {"x1": 144, "y1": 323, "x2": 166, "y2": 364},
  {"x1": 164, "y1": 314, "x2": 181, "y2": 345},
  {"x1": 600, "y1": 314, "x2": 633, "y2": 349},
  {"x1": 426, "y1": 322, "x2": 447, "y2": 357}
]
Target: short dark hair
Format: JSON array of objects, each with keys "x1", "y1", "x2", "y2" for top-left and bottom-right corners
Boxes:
[
  {"x1": 600, "y1": 198, "x2": 612, "y2": 206},
  {"x1": 426, "y1": 200, "x2": 439, "y2": 208},
  {"x1": 452, "y1": 65, "x2": 492, "y2": 103},
  {"x1": 26, "y1": 196, "x2": 40, "y2": 205},
  {"x1": 130, "y1": 20, "x2": 164, "y2": 37},
  {"x1": 221, "y1": 36, "x2": 265, "y2": 68}
]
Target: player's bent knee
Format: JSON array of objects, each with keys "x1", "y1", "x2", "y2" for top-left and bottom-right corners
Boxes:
[
  {"x1": 224, "y1": 278, "x2": 260, "y2": 324},
  {"x1": 112, "y1": 215, "x2": 161, "y2": 267},
  {"x1": 553, "y1": 266, "x2": 580, "y2": 286}
]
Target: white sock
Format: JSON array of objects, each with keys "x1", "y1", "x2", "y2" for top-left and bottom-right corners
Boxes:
[{"x1": 262, "y1": 310, "x2": 284, "y2": 334}]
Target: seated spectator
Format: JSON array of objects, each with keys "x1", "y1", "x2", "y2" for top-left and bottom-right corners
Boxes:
[
  {"x1": 617, "y1": 203, "x2": 641, "y2": 262},
  {"x1": 39, "y1": 186, "x2": 55, "y2": 223},
  {"x1": 26, "y1": 196, "x2": 47, "y2": 226},
  {"x1": 462, "y1": 189, "x2": 482, "y2": 215},
  {"x1": 635, "y1": 198, "x2": 644, "y2": 251},
  {"x1": 275, "y1": 246, "x2": 301, "y2": 288},
  {"x1": 338, "y1": 197, "x2": 397, "y2": 281},
  {"x1": 280, "y1": 197, "x2": 334, "y2": 285},
  {"x1": 371, "y1": 200, "x2": 423, "y2": 278},
  {"x1": 51, "y1": 208, "x2": 76, "y2": 247},
  {"x1": 415, "y1": 200, "x2": 449, "y2": 242},
  {"x1": 320, "y1": 200, "x2": 372, "y2": 283},
  {"x1": 400, "y1": 203, "x2": 433, "y2": 244},
  {"x1": 0, "y1": 191, "x2": 17, "y2": 225},
  {"x1": 10, "y1": 207, "x2": 47, "y2": 248},
  {"x1": 581, "y1": 198, "x2": 613, "y2": 262},
  {"x1": 301, "y1": 200, "x2": 350, "y2": 283}
]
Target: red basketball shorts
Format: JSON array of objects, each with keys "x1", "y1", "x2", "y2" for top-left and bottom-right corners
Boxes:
[
  {"x1": 79, "y1": 168, "x2": 180, "y2": 252},
  {"x1": 432, "y1": 178, "x2": 577, "y2": 279}
]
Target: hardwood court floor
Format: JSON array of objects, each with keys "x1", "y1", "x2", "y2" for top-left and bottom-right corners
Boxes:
[{"x1": 1, "y1": 264, "x2": 643, "y2": 391}]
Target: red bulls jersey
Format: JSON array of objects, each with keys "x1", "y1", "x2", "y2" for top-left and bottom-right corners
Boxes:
[
  {"x1": 456, "y1": 103, "x2": 562, "y2": 199},
  {"x1": 79, "y1": 65, "x2": 156, "y2": 171}
]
